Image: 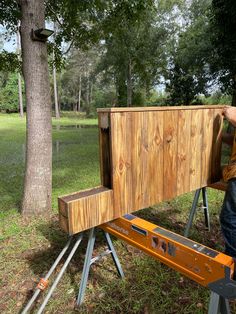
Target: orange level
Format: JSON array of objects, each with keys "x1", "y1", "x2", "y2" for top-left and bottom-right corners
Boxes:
[{"x1": 100, "y1": 214, "x2": 236, "y2": 299}]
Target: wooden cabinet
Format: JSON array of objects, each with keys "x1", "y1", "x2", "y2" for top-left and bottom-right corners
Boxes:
[{"x1": 59, "y1": 105, "x2": 224, "y2": 234}]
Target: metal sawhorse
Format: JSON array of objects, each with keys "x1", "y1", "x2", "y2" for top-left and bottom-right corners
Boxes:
[
  {"x1": 185, "y1": 186, "x2": 231, "y2": 313},
  {"x1": 184, "y1": 187, "x2": 210, "y2": 238},
  {"x1": 21, "y1": 228, "x2": 124, "y2": 313}
]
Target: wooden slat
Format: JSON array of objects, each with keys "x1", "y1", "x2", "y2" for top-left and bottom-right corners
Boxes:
[
  {"x1": 177, "y1": 110, "x2": 191, "y2": 195},
  {"x1": 189, "y1": 109, "x2": 203, "y2": 191},
  {"x1": 110, "y1": 112, "x2": 132, "y2": 216},
  {"x1": 163, "y1": 111, "x2": 178, "y2": 200},
  {"x1": 201, "y1": 109, "x2": 214, "y2": 186},
  {"x1": 147, "y1": 111, "x2": 164, "y2": 204},
  {"x1": 211, "y1": 109, "x2": 223, "y2": 182},
  {"x1": 130, "y1": 112, "x2": 142, "y2": 211}
]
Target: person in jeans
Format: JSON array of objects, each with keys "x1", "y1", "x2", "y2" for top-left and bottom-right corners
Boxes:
[{"x1": 221, "y1": 107, "x2": 236, "y2": 266}]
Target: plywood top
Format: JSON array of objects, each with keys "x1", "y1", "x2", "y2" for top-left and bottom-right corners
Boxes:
[{"x1": 97, "y1": 105, "x2": 226, "y2": 113}]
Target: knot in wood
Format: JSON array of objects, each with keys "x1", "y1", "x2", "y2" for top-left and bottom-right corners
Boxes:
[{"x1": 166, "y1": 135, "x2": 172, "y2": 143}]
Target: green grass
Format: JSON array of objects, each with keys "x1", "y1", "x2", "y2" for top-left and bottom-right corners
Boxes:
[{"x1": 0, "y1": 113, "x2": 235, "y2": 313}]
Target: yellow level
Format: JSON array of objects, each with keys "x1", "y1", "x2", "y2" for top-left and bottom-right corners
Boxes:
[{"x1": 100, "y1": 214, "x2": 236, "y2": 299}]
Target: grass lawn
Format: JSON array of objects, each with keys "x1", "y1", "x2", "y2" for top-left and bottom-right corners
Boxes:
[{"x1": 0, "y1": 113, "x2": 235, "y2": 313}]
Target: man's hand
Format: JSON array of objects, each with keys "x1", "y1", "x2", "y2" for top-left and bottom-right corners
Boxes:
[{"x1": 223, "y1": 106, "x2": 236, "y2": 127}]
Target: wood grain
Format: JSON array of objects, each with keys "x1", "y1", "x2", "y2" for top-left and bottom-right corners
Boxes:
[
  {"x1": 189, "y1": 109, "x2": 203, "y2": 191},
  {"x1": 147, "y1": 111, "x2": 164, "y2": 204},
  {"x1": 177, "y1": 110, "x2": 191, "y2": 195},
  {"x1": 110, "y1": 112, "x2": 132, "y2": 216},
  {"x1": 163, "y1": 111, "x2": 178, "y2": 200}
]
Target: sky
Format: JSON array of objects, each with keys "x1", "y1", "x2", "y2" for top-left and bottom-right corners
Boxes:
[{"x1": 0, "y1": 25, "x2": 16, "y2": 52}]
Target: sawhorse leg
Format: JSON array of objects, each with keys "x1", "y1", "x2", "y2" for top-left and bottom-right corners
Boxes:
[
  {"x1": 184, "y1": 187, "x2": 210, "y2": 238},
  {"x1": 76, "y1": 228, "x2": 124, "y2": 306},
  {"x1": 208, "y1": 292, "x2": 231, "y2": 314},
  {"x1": 22, "y1": 228, "x2": 123, "y2": 312}
]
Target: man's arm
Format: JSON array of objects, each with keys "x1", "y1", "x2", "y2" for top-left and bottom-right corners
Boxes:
[{"x1": 223, "y1": 106, "x2": 236, "y2": 127}]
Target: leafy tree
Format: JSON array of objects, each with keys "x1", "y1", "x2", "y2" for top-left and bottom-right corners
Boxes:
[
  {"x1": 210, "y1": 0, "x2": 236, "y2": 105},
  {"x1": 165, "y1": 0, "x2": 212, "y2": 105},
  {"x1": 0, "y1": 71, "x2": 25, "y2": 112},
  {"x1": 97, "y1": 0, "x2": 170, "y2": 106}
]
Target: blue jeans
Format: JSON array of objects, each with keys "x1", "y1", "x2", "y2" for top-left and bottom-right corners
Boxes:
[{"x1": 220, "y1": 178, "x2": 236, "y2": 258}]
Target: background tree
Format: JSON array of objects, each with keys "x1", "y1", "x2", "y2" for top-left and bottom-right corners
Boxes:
[
  {"x1": 0, "y1": 72, "x2": 25, "y2": 112},
  {"x1": 210, "y1": 0, "x2": 236, "y2": 106},
  {"x1": 19, "y1": 0, "x2": 53, "y2": 215},
  {"x1": 16, "y1": 23, "x2": 24, "y2": 117},
  {"x1": 165, "y1": 0, "x2": 212, "y2": 105},
  {"x1": 97, "y1": 1, "x2": 169, "y2": 106}
]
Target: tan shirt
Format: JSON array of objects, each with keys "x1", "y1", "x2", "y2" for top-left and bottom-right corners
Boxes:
[{"x1": 223, "y1": 132, "x2": 236, "y2": 182}]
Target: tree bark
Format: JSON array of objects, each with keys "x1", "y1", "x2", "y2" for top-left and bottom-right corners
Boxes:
[
  {"x1": 53, "y1": 49, "x2": 60, "y2": 119},
  {"x1": 127, "y1": 58, "x2": 132, "y2": 107},
  {"x1": 17, "y1": 24, "x2": 24, "y2": 118},
  {"x1": 19, "y1": 0, "x2": 52, "y2": 216}
]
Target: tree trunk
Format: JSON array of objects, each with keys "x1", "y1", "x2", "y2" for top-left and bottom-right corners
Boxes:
[
  {"x1": 85, "y1": 71, "x2": 90, "y2": 115},
  {"x1": 19, "y1": 0, "x2": 52, "y2": 216},
  {"x1": 53, "y1": 49, "x2": 60, "y2": 119},
  {"x1": 17, "y1": 24, "x2": 24, "y2": 118},
  {"x1": 127, "y1": 58, "x2": 132, "y2": 107},
  {"x1": 78, "y1": 74, "x2": 81, "y2": 112},
  {"x1": 89, "y1": 81, "x2": 93, "y2": 104}
]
